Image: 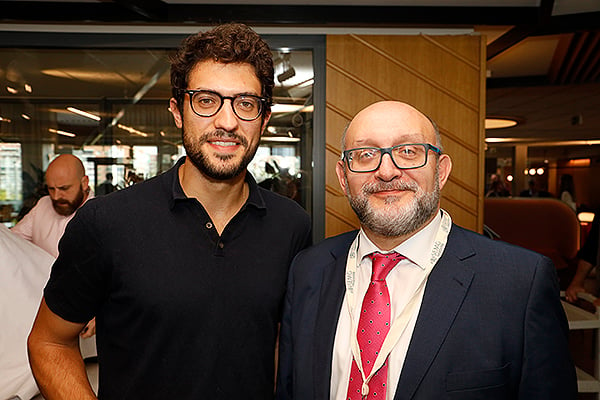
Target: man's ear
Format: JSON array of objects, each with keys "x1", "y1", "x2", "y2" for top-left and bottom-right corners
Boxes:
[
  {"x1": 335, "y1": 160, "x2": 349, "y2": 195},
  {"x1": 81, "y1": 175, "x2": 90, "y2": 192},
  {"x1": 169, "y1": 98, "x2": 183, "y2": 129},
  {"x1": 437, "y1": 154, "x2": 452, "y2": 190}
]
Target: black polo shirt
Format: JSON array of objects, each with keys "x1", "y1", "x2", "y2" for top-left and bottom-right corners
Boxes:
[{"x1": 44, "y1": 157, "x2": 311, "y2": 399}]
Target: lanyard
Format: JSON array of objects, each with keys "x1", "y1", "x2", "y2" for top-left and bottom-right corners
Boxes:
[{"x1": 344, "y1": 210, "x2": 452, "y2": 397}]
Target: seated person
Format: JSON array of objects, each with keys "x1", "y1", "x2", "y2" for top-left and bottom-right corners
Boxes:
[
  {"x1": 565, "y1": 209, "x2": 600, "y2": 305},
  {"x1": 0, "y1": 224, "x2": 55, "y2": 400}
]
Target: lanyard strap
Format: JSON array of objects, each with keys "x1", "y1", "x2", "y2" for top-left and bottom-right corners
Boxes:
[{"x1": 344, "y1": 210, "x2": 452, "y2": 395}]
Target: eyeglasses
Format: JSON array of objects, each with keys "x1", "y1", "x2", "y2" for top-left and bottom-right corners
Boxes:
[
  {"x1": 180, "y1": 89, "x2": 267, "y2": 121},
  {"x1": 342, "y1": 143, "x2": 442, "y2": 173}
]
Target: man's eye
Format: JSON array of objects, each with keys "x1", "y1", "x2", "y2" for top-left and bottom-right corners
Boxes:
[
  {"x1": 358, "y1": 150, "x2": 377, "y2": 160},
  {"x1": 194, "y1": 95, "x2": 219, "y2": 108},
  {"x1": 396, "y1": 146, "x2": 417, "y2": 157},
  {"x1": 237, "y1": 99, "x2": 257, "y2": 110}
]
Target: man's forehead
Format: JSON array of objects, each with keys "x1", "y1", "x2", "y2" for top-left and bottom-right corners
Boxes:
[{"x1": 345, "y1": 102, "x2": 437, "y2": 147}]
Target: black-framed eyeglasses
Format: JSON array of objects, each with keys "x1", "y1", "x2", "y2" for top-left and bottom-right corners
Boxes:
[
  {"x1": 180, "y1": 89, "x2": 268, "y2": 121},
  {"x1": 342, "y1": 143, "x2": 442, "y2": 173}
]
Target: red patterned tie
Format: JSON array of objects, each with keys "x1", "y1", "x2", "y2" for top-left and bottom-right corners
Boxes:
[{"x1": 347, "y1": 252, "x2": 403, "y2": 400}]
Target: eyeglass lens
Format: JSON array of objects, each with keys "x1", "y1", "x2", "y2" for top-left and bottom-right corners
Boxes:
[
  {"x1": 347, "y1": 144, "x2": 430, "y2": 171},
  {"x1": 190, "y1": 91, "x2": 262, "y2": 121}
]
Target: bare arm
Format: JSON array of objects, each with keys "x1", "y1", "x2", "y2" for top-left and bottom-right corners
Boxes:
[
  {"x1": 27, "y1": 298, "x2": 97, "y2": 400},
  {"x1": 565, "y1": 258, "x2": 595, "y2": 303}
]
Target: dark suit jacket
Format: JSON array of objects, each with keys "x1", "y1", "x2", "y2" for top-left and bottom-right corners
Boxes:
[{"x1": 276, "y1": 224, "x2": 577, "y2": 399}]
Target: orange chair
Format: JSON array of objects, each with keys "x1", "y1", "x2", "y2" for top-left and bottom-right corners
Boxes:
[{"x1": 484, "y1": 197, "x2": 580, "y2": 271}]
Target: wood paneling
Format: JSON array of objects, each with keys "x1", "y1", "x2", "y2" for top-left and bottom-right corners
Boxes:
[{"x1": 325, "y1": 34, "x2": 486, "y2": 237}]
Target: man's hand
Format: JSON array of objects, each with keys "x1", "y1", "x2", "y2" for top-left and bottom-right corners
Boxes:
[{"x1": 80, "y1": 318, "x2": 96, "y2": 339}]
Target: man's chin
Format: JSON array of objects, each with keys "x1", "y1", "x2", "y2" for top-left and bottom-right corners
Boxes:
[{"x1": 52, "y1": 205, "x2": 73, "y2": 216}]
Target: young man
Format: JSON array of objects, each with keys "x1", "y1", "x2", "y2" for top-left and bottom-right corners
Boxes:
[
  {"x1": 28, "y1": 23, "x2": 311, "y2": 400},
  {"x1": 276, "y1": 101, "x2": 576, "y2": 400}
]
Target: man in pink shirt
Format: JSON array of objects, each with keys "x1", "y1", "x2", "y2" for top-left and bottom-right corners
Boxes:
[
  {"x1": 12, "y1": 154, "x2": 93, "y2": 258},
  {"x1": 13, "y1": 154, "x2": 98, "y2": 342}
]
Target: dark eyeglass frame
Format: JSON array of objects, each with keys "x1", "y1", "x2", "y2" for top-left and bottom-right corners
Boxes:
[
  {"x1": 342, "y1": 143, "x2": 442, "y2": 173},
  {"x1": 179, "y1": 89, "x2": 268, "y2": 121}
]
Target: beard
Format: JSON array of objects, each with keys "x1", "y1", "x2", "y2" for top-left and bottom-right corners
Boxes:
[
  {"x1": 345, "y1": 169, "x2": 440, "y2": 238},
  {"x1": 182, "y1": 125, "x2": 259, "y2": 180},
  {"x1": 51, "y1": 186, "x2": 85, "y2": 216}
]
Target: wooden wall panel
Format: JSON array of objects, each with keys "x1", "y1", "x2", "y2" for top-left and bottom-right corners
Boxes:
[{"x1": 325, "y1": 34, "x2": 486, "y2": 237}]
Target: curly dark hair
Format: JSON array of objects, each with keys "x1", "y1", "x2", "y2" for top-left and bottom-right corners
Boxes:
[{"x1": 170, "y1": 23, "x2": 274, "y2": 115}]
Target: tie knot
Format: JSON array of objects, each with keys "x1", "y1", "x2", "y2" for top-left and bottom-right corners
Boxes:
[{"x1": 369, "y1": 252, "x2": 403, "y2": 281}]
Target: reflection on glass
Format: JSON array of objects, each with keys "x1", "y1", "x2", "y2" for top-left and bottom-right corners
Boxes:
[{"x1": 0, "y1": 46, "x2": 314, "y2": 221}]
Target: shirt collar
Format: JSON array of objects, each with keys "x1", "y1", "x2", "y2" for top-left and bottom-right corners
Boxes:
[
  {"x1": 169, "y1": 156, "x2": 267, "y2": 213},
  {"x1": 357, "y1": 210, "x2": 443, "y2": 270}
]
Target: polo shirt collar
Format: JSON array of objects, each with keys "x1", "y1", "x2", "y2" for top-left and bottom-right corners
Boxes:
[{"x1": 168, "y1": 156, "x2": 267, "y2": 213}]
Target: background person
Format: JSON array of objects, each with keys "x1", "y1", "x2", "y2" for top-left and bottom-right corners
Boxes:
[
  {"x1": 559, "y1": 173, "x2": 577, "y2": 212},
  {"x1": 565, "y1": 210, "x2": 600, "y2": 304},
  {"x1": 95, "y1": 172, "x2": 116, "y2": 196},
  {"x1": 11, "y1": 154, "x2": 93, "y2": 258},
  {"x1": 28, "y1": 23, "x2": 311, "y2": 400},
  {"x1": 0, "y1": 224, "x2": 55, "y2": 400},
  {"x1": 276, "y1": 101, "x2": 575, "y2": 400}
]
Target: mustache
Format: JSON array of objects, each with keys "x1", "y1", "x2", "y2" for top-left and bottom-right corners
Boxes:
[
  {"x1": 362, "y1": 180, "x2": 419, "y2": 194},
  {"x1": 202, "y1": 129, "x2": 248, "y2": 147}
]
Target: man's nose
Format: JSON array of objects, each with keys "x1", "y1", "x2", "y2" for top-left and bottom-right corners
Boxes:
[
  {"x1": 375, "y1": 153, "x2": 402, "y2": 181},
  {"x1": 213, "y1": 99, "x2": 239, "y2": 131}
]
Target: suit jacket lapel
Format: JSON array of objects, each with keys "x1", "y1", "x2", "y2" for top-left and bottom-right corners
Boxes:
[
  {"x1": 393, "y1": 226, "x2": 475, "y2": 400},
  {"x1": 313, "y1": 234, "x2": 356, "y2": 399}
]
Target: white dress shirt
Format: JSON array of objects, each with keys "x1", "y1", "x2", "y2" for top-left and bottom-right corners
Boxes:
[
  {"x1": 330, "y1": 211, "x2": 443, "y2": 400},
  {"x1": 11, "y1": 192, "x2": 93, "y2": 258},
  {"x1": 0, "y1": 224, "x2": 55, "y2": 400}
]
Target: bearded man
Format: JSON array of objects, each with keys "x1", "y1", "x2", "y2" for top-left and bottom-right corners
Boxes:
[
  {"x1": 276, "y1": 101, "x2": 576, "y2": 400},
  {"x1": 28, "y1": 23, "x2": 311, "y2": 400},
  {"x1": 12, "y1": 153, "x2": 92, "y2": 258}
]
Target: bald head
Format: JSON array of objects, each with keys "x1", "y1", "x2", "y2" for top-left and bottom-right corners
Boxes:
[
  {"x1": 342, "y1": 101, "x2": 441, "y2": 152},
  {"x1": 46, "y1": 154, "x2": 89, "y2": 216}
]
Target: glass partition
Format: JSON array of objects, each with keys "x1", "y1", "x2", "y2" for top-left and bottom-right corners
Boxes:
[{"x1": 0, "y1": 42, "x2": 317, "y2": 228}]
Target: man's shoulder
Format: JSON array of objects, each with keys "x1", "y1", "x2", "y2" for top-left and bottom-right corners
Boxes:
[
  {"x1": 295, "y1": 230, "x2": 357, "y2": 262},
  {"x1": 80, "y1": 173, "x2": 169, "y2": 217},
  {"x1": 256, "y1": 186, "x2": 310, "y2": 220}
]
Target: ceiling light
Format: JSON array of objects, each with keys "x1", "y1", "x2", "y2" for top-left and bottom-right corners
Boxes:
[
  {"x1": 67, "y1": 107, "x2": 101, "y2": 121},
  {"x1": 6, "y1": 86, "x2": 18, "y2": 94},
  {"x1": 24, "y1": 84, "x2": 32, "y2": 93},
  {"x1": 277, "y1": 52, "x2": 296, "y2": 83},
  {"x1": 260, "y1": 137, "x2": 301, "y2": 143},
  {"x1": 0, "y1": 116, "x2": 11, "y2": 123},
  {"x1": 271, "y1": 104, "x2": 304, "y2": 113},
  {"x1": 49, "y1": 128, "x2": 76, "y2": 137},
  {"x1": 117, "y1": 123, "x2": 149, "y2": 137},
  {"x1": 277, "y1": 67, "x2": 296, "y2": 83},
  {"x1": 21, "y1": 114, "x2": 31, "y2": 120},
  {"x1": 485, "y1": 117, "x2": 519, "y2": 129},
  {"x1": 565, "y1": 158, "x2": 591, "y2": 167}
]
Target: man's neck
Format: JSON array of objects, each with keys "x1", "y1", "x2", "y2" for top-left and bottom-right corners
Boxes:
[
  {"x1": 178, "y1": 159, "x2": 249, "y2": 235},
  {"x1": 362, "y1": 209, "x2": 440, "y2": 252}
]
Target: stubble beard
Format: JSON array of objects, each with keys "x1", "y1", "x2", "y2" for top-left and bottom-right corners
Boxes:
[
  {"x1": 182, "y1": 125, "x2": 259, "y2": 181},
  {"x1": 345, "y1": 170, "x2": 440, "y2": 238}
]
